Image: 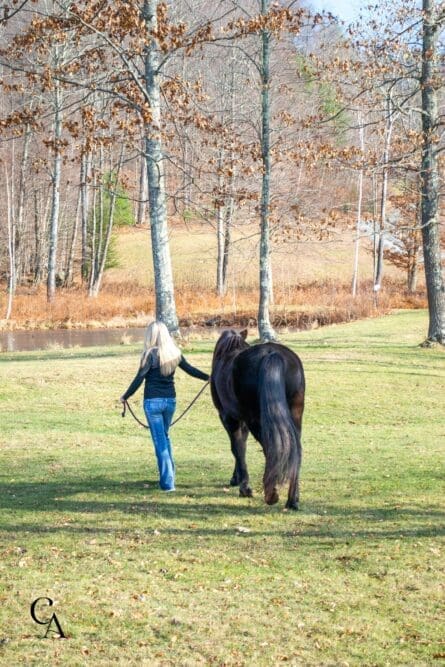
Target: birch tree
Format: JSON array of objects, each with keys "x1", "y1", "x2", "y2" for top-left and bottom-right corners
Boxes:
[
  {"x1": 47, "y1": 74, "x2": 63, "y2": 302},
  {"x1": 258, "y1": 0, "x2": 276, "y2": 341},
  {"x1": 352, "y1": 115, "x2": 364, "y2": 298},
  {"x1": 374, "y1": 89, "x2": 398, "y2": 295},
  {"x1": 142, "y1": 0, "x2": 178, "y2": 332}
]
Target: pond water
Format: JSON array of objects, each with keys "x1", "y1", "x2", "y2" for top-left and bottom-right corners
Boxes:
[{"x1": 0, "y1": 327, "x2": 147, "y2": 353}]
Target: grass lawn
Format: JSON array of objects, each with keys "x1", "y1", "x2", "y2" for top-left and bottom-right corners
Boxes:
[{"x1": 0, "y1": 311, "x2": 444, "y2": 666}]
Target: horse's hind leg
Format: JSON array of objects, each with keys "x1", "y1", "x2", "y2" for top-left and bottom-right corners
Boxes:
[
  {"x1": 249, "y1": 420, "x2": 280, "y2": 505},
  {"x1": 262, "y1": 450, "x2": 280, "y2": 505},
  {"x1": 224, "y1": 417, "x2": 252, "y2": 497},
  {"x1": 285, "y1": 454, "x2": 301, "y2": 510},
  {"x1": 264, "y1": 474, "x2": 280, "y2": 506},
  {"x1": 229, "y1": 467, "x2": 239, "y2": 487},
  {"x1": 286, "y1": 391, "x2": 304, "y2": 510}
]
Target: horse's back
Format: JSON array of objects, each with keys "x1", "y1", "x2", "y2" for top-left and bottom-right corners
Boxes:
[{"x1": 233, "y1": 342, "x2": 305, "y2": 407}]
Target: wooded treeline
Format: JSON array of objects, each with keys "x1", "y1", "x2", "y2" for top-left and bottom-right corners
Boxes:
[{"x1": 0, "y1": 0, "x2": 444, "y2": 343}]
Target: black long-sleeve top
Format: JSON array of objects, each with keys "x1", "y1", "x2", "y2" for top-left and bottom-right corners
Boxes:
[{"x1": 122, "y1": 348, "x2": 209, "y2": 400}]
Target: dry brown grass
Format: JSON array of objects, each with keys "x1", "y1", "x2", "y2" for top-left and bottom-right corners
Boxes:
[
  {"x1": 177, "y1": 279, "x2": 427, "y2": 328},
  {"x1": 0, "y1": 278, "x2": 427, "y2": 331},
  {"x1": 0, "y1": 282, "x2": 152, "y2": 330},
  {"x1": 0, "y1": 224, "x2": 427, "y2": 330}
]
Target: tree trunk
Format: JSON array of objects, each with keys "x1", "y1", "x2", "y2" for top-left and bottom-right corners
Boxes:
[
  {"x1": 221, "y1": 46, "x2": 237, "y2": 297},
  {"x1": 258, "y1": 0, "x2": 276, "y2": 341},
  {"x1": 222, "y1": 196, "x2": 233, "y2": 291},
  {"x1": 407, "y1": 203, "x2": 421, "y2": 294},
  {"x1": 216, "y1": 149, "x2": 226, "y2": 296},
  {"x1": 419, "y1": 0, "x2": 445, "y2": 344},
  {"x1": 97, "y1": 144, "x2": 105, "y2": 278},
  {"x1": 33, "y1": 187, "x2": 50, "y2": 285},
  {"x1": 352, "y1": 121, "x2": 364, "y2": 297},
  {"x1": 372, "y1": 173, "x2": 378, "y2": 286},
  {"x1": 180, "y1": 51, "x2": 192, "y2": 211},
  {"x1": 407, "y1": 249, "x2": 418, "y2": 293},
  {"x1": 182, "y1": 140, "x2": 191, "y2": 210},
  {"x1": 374, "y1": 92, "x2": 395, "y2": 294},
  {"x1": 90, "y1": 146, "x2": 125, "y2": 296},
  {"x1": 88, "y1": 163, "x2": 98, "y2": 293},
  {"x1": 143, "y1": 0, "x2": 178, "y2": 333},
  {"x1": 4, "y1": 163, "x2": 15, "y2": 320},
  {"x1": 47, "y1": 80, "x2": 62, "y2": 303},
  {"x1": 216, "y1": 206, "x2": 225, "y2": 296},
  {"x1": 88, "y1": 144, "x2": 105, "y2": 294},
  {"x1": 136, "y1": 147, "x2": 147, "y2": 226},
  {"x1": 15, "y1": 124, "x2": 32, "y2": 285},
  {"x1": 216, "y1": 51, "x2": 236, "y2": 296},
  {"x1": 64, "y1": 188, "x2": 82, "y2": 286},
  {"x1": 80, "y1": 151, "x2": 91, "y2": 283}
]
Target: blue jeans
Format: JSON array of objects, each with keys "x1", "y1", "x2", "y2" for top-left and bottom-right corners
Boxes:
[{"x1": 143, "y1": 398, "x2": 176, "y2": 490}]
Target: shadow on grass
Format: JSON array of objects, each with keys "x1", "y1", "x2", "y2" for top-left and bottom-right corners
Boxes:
[
  {"x1": 1, "y1": 523, "x2": 443, "y2": 544},
  {"x1": 0, "y1": 477, "x2": 443, "y2": 542}
]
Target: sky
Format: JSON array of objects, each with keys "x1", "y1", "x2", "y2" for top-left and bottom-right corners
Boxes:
[{"x1": 311, "y1": 0, "x2": 366, "y2": 25}]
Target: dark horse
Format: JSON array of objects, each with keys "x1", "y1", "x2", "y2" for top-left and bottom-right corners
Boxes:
[{"x1": 211, "y1": 329, "x2": 305, "y2": 510}]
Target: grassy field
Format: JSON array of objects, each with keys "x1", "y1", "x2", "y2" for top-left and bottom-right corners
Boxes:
[
  {"x1": 0, "y1": 311, "x2": 443, "y2": 666},
  {"x1": 106, "y1": 223, "x2": 406, "y2": 290}
]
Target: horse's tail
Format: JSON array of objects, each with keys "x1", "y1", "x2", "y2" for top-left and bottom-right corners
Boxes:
[{"x1": 259, "y1": 352, "x2": 300, "y2": 505}]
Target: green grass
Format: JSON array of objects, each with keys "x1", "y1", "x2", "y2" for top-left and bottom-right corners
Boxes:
[{"x1": 0, "y1": 311, "x2": 444, "y2": 666}]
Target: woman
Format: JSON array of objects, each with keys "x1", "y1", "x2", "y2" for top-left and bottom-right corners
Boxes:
[{"x1": 120, "y1": 321, "x2": 209, "y2": 492}]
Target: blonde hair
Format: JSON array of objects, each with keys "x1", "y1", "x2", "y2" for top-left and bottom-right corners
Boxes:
[{"x1": 141, "y1": 321, "x2": 181, "y2": 376}]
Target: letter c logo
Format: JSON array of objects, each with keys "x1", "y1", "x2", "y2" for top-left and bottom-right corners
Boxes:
[{"x1": 30, "y1": 598, "x2": 66, "y2": 639}]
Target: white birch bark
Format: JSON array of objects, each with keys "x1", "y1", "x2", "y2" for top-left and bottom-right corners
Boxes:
[
  {"x1": 4, "y1": 163, "x2": 15, "y2": 320},
  {"x1": 258, "y1": 0, "x2": 276, "y2": 341},
  {"x1": 47, "y1": 77, "x2": 63, "y2": 302},
  {"x1": 64, "y1": 187, "x2": 81, "y2": 286},
  {"x1": 216, "y1": 148, "x2": 226, "y2": 296},
  {"x1": 89, "y1": 146, "x2": 125, "y2": 297},
  {"x1": 88, "y1": 162, "x2": 98, "y2": 294},
  {"x1": 352, "y1": 117, "x2": 364, "y2": 298},
  {"x1": 34, "y1": 186, "x2": 51, "y2": 285},
  {"x1": 374, "y1": 92, "x2": 396, "y2": 293},
  {"x1": 80, "y1": 151, "x2": 91, "y2": 282},
  {"x1": 136, "y1": 147, "x2": 147, "y2": 226},
  {"x1": 143, "y1": 0, "x2": 178, "y2": 333},
  {"x1": 15, "y1": 124, "x2": 32, "y2": 284}
]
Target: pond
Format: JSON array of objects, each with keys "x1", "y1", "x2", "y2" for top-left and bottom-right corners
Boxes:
[{"x1": 0, "y1": 327, "x2": 146, "y2": 353}]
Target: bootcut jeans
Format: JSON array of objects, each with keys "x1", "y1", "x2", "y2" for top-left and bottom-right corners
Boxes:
[{"x1": 143, "y1": 397, "x2": 176, "y2": 491}]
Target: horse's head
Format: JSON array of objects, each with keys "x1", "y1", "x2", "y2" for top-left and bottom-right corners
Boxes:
[{"x1": 212, "y1": 329, "x2": 249, "y2": 367}]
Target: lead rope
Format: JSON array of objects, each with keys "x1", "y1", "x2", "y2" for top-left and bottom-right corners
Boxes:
[{"x1": 121, "y1": 380, "x2": 210, "y2": 429}]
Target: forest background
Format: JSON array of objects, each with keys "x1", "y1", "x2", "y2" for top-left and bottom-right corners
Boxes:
[{"x1": 0, "y1": 0, "x2": 444, "y2": 343}]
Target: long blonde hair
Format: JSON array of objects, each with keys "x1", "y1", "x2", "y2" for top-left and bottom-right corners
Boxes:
[{"x1": 140, "y1": 321, "x2": 181, "y2": 376}]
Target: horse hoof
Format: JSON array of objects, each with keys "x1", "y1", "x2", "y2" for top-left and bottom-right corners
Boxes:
[
  {"x1": 285, "y1": 501, "x2": 299, "y2": 511},
  {"x1": 239, "y1": 486, "x2": 253, "y2": 498},
  {"x1": 265, "y1": 491, "x2": 279, "y2": 505},
  {"x1": 229, "y1": 477, "x2": 239, "y2": 487}
]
